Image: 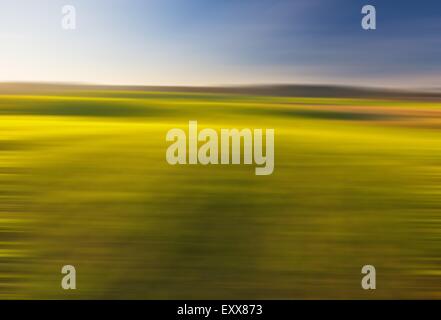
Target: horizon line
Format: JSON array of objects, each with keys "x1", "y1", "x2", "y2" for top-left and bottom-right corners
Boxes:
[{"x1": 0, "y1": 80, "x2": 440, "y2": 93}]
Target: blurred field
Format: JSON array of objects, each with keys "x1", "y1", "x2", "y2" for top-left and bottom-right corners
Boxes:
[{"x1": 0, "y1": 88, "x2": 441, "y2": 299}]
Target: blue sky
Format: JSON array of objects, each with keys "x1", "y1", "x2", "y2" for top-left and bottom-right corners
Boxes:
[{"x1": 0, "y1": 0, "x2": 440, "y2": 87}]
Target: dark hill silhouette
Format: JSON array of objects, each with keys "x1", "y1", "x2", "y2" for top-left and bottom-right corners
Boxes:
[{"x1": 1, "y1": 82, "x2": 440, "y2": 100}]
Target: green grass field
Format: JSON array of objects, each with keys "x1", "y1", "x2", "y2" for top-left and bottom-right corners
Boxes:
[{"x1": 0, "y1": 89, "x2": 440, "y2": 298}]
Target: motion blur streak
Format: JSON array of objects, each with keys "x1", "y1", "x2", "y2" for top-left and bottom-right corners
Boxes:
[{"x1": 0, "y1": 84, "x2": 440, "y2": 299}]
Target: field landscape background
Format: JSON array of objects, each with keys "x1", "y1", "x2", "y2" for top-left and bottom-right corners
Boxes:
[{"x1": 0, "y1": 84, "x2": 440, "y2": 299}]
